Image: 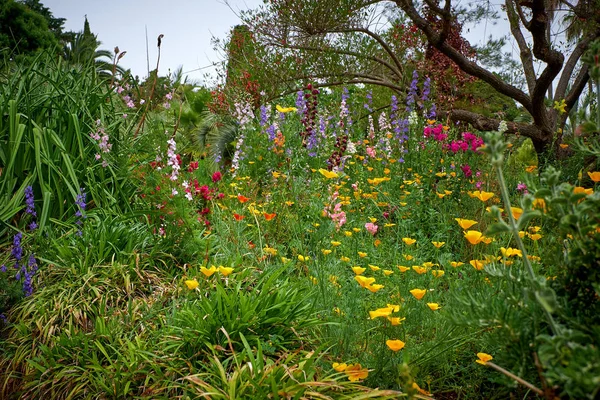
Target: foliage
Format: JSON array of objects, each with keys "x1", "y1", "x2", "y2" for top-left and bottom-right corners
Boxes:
[{"x1": 0, "y1": 0, "x2": 59, "y2": 59}]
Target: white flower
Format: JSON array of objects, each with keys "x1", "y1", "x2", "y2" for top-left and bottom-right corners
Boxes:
[
  {"x1": 347, "y1": 141, "x2": 357, "y2": 154},
  {"x1": 171, "y1": 188, "x2": 178, "y2": 196},
  {"x1": 408, "y1": 111, "x2": 419, "y2": 126},
  {"x1": 498, "y1": 120, "x2": 508, "y2": 134}
]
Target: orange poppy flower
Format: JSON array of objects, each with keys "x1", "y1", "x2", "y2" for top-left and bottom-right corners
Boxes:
[{"x1": 263, "y1": 212, "x2": 276, "y2": 221}]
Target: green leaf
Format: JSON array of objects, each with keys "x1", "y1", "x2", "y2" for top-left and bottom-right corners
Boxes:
[{"x1": 535, "y1": 288, "x2": 559, "y2": 314}]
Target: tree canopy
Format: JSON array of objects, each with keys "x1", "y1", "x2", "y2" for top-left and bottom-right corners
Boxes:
[{"x1": 230, "y1": 0, "x2": 600, "y2": 153}]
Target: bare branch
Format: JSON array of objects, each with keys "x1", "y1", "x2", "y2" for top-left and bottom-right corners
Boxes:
[
  {"x1": 265, "y1": 41, "x2": 403, "y2": 80},
  {"x1": 554, "y1": 32, "x2": 598, "y2": 101},
  {"x1": 445, "y1": 109, "x2": 545, "y2": 142},
  {"x1": 332, "y1": 27, "x2": 406, "y2": 80},
  {"x1": 505, "y1": 0, "x2": 536, "y2": 95}
]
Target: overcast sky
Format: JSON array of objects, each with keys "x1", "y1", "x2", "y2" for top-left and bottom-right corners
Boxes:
[{"x1": 43, "y1": 0, "x2": 263, "y2": 84}]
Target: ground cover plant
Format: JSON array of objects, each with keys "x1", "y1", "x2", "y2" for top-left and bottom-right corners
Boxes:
[{"x1": 1, "y1": 1, "x2": 600, "y2": 399}]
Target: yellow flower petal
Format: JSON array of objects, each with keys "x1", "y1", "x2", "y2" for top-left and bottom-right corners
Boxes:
[{"x1": 386, "y1": 339, "x2": 405, "y2": 351}]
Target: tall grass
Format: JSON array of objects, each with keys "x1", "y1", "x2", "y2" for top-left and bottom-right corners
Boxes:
[{"x1": 0, "y1": 52, "x2": 136, "y2": 237}]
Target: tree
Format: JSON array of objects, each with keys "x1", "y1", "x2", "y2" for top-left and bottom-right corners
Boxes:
[
  {"x1": 0, "y1": 0, "x2": 59, "y2": 58},
  {"x1": 235, "y1": 0, "x2": 600, "y2": 154}
]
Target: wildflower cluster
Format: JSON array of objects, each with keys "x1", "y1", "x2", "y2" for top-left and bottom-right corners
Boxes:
[{"x1": 90, "y1": 120, "x2": 112, "y2": 167}]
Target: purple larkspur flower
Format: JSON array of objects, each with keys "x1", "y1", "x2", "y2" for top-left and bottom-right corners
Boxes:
[
  {"x1": 25, "y1": 186, "x2": 36, "y2": 217},
  {"x1": 12, "y1": 233, "x2": 23, "y2": 262},
  {"x1": 422, "y1": 77, "x2": 431, "y2": 103}
]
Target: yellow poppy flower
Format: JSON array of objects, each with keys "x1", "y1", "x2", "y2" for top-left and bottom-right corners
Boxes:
[
  {"x1": 500, "y1": 247, "x2": 522, "y2": 257},
  {"x1": 386, "y1": 339, "x2": 406, "y2": 351},
  {"x1": 412, "y1": 266, "x2": 427, "y2": 274},
  {"x1": 352, "y1": 227, "x2": 361, "y2": 232},
  {"x1": 321, "y1": 249, "x2": 332, "y2": 256},
  {"x1": 388, "y1": 316, "x2": 405, "y2": 325},
  {"x1": 369, "y1": 307, "x2": 393, "y2": 319},
  {"x1": 470, "y1": 259, "x2": 485, "y2": 270},
  {"x1": 351, "y1": 266, "x2": 366, "y2": 275},
  {"x1": 510, "y1": 207, "x2": 523, "y2": 220},
  {"x1": 366, "y1": 284, "x2": 385, "y2": 293},
  {"x1": 455, "y1": 218, "x2": 478, "y2": 230},
  {"x1": 427, "y1": 302, "x2": 441, "y2": 310},
  {"x1": 340, "y1": 256, "x2": 351, "y2": 262},
  {"x1": 200, "y1": 266, "x2": 217, "y2": 277},
  {"x1": 369, "y1": 264, "x2": 380, "y2": 271},
  {"x1": 331, "y1": 241, "x2": 341, "y2": 247},
  {"x1": 467, "y1": 191, "x2": 495, "y2": 202},
  {"x1": 402, "y1": 237, "x2": 417, "y2": 245},
  {"x1": 383, "y1": 269, "x2": 394, "y2": 276},
  {"x1": 481, "y1": 236, "x2": 494, "y2": 245},
  {"x1": 264, "y1": 246, "x2": 278, "y2": 256},
  {"x1": 450, "y1": 261, "x2": 464, "y2": 268},
  {"x1": 298, "y1": 255, "x2": 310, "y2": 262},
  {"x1": 410, "y1": 288, "x2": 427, "y2": 300},
  {"x1": 332, "y1": 362, "x2": 347, "y2": 372},
  {"x1": 464, "y1": 230, "x2": 484, "y2": 245},
  {"x1": 476, "y1": 353, "x2": 493, "y2": 365},
  {"x1": 403, "y1": 254, "x2": 413, "y2": 261},
  {"x1": 218, "y1": 266, "x2": 234, "y2": 276},
  {"x1": 358, "y1": 251, "x2": 367, "y2": 258},
  {"x1": 354, "y1": 276, "x2": 376, "y2": 288},
  {"x1": 588, "y1": 171, "x2": 600, "y2": 182},
  {"x1": 318, "y1": 168, "x2": 339, "y2": 179},
  {"x1": 528, "y1": 233, "x2": 542, "y2": 241},
  {"x1": 276, "y1": 104, "x2": 297, "y2": 113},
  {"x1": 184, "y1": 279, "x2": 199, "y2": 290},
  {"x1": 344, "y1": 364, "x2": 368, "y2": 382},
  {"x1": 432, "y1": 241, "x2": 445, "y2": 248},
  {"x1": 574, "y1": 186, "x2": 593, "y2": 195},
  {"x1": 432, "y1": 270, "x2": 445, "y2": 277},
  {"x1": 397, "y1": 265, "x2": 410, "y2": 272}
]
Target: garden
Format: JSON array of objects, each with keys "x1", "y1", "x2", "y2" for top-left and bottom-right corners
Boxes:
[{"x1": 1, "y1": 0, "x2": 600, "y2": 399}]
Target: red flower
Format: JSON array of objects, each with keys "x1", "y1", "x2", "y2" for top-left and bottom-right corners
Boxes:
[
  {"x1": 237, "y1": 195, "x2": 249, "y2": 203},
  {"x1": 233, "y1": 213, "x2": 245, "y2": 221},
  {"x1": 212, "y1": 171, "x2": 222, "y2": 183},
  {"x1": 263, "y1": 212, "x2": 276, "y2": 221},
  {"x1": 188, "y1": 161, "x2": 199, "y2": 172}
]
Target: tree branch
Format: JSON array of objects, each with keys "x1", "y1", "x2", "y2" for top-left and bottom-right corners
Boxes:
[
  {"x1": 332, "y1": 26, "x2": 406, "y2": 81},
  {"x1": 527, "y1": 0, "x2": 564, "y2": 123},
  {"x1": 506, "y1": 0, "x2": 536, "y2": 95},
  {"x1": 565, "y1": 65, "x2": 589, "y2": 110},
  {"x1": 444, "y1": 109, "x2": 545, "y2": 141},
  {"x1": 265, "y1": 40, "x2": 403, "y2": 80},
  {"x1": 395, "y1": 0, "x2": 533, "y2": 113},
  {"x1": 554, "y1": 32, "x2": 598, "y2": 101}
]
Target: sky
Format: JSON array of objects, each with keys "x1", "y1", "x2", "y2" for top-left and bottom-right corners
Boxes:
[{"x1": 44, "y1": 0, "x2": 263, "y2": 84}]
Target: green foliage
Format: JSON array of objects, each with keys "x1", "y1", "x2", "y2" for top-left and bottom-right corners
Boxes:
[
  {"x1": 0, "y1": 0, "x2": 59, "y2": 59},
  {"x1": 0, "y1": 53, "x2": 135, "y2": 235},
  {"x1": 165, "y1": 266, "x2": 320, "y2": 357},
  {"x1": 454, "y1": 79, "x2": 520, "y2": 120}
]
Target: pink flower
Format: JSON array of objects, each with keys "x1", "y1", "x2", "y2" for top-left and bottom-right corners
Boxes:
[
  {"x1": 212, "y1": 171, "x2": 222, "y2": 183},
  {"x1": 365, "y1": 222, "x2": 378, "y2": 235},
  {"x1": 461, "y1": 164, "x2": 473, "y2": 178}
]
